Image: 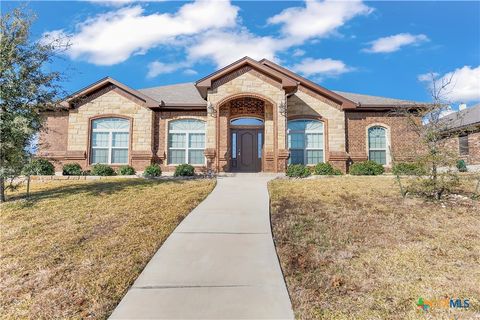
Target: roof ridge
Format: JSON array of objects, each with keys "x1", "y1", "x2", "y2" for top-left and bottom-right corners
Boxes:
[
  {"x1": 259, "y1": 59, "x2": 357, "y2": 109},
  {"x1": 138, "y1": 82, "x2": 195, "y2": 91},
  {"x1": 332, "y1": 90, "x2": 416, "y2": 102}
]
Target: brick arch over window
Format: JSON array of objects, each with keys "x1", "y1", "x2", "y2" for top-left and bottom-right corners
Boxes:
[
  {"x1": 87, "y1": 114, "x2": 133, "y2": 166},
  {"x1": 216, "y1": 92, "x2": 277, "y2": 110},
  {"x1": 366, "y1": 123, "x2": 391, "y2": 165}
]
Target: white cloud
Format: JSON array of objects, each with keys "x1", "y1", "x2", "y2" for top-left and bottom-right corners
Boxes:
[
  {"x1": 44, "y1": 0, "x2": 370, "y2": 79},
  {"x1": 88, "y1": 0, "x2": 136, "y2": 7},
  {"x1": 291, "y1": 57, "x2": 353, "y2": 77},
  {"x1": 364, "y1": 33, "x2": 429, "y2": 53},
  {"x1": 183, "y1": 69, "x2": 198, "y2": 75},
  {"x1": 419, "y1": 66, "x2": 480, "y2": 102},
  {"x1": 187, "y1": 30, "x2": 287, "y2": 67},
  {"x1": 44, "y1": 1, "x2": 239, "y2": 65},
  {"x1": 292, "y1": 49, "x2": 305, "y2": 57},
  {"x1": 147, "y1": 61, "x2": 185, "y2": 78},
  {"x1": 417, "y1": 72, "x2": 439, "y2": 82},
  {"x1": 268, "y1": 0, "x2": 372, "y2": 41}
]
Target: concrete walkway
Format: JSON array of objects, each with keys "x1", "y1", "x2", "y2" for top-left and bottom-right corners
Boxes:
[{"x1": 110, "y1": 174, "x2": 294, "y2": 319}]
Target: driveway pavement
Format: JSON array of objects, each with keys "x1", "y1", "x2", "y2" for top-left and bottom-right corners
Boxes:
[{"x1": 109, "y1": 174, "x2": 294, "y2": 319}]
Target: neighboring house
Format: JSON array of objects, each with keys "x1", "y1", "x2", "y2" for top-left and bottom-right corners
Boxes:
[
  {"x1": 39, "y1": 57, "x2": 423, "y2": 173},
  {"x1": 441, "y1": 103, "x2": 480, "y2": 166}
]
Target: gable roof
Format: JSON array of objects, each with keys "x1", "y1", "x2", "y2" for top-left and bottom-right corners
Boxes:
[
  {"x1": 195, "y1": 56, "x2": 298, "y2": 98},
  {"x1": 440, "y1": 103, "x2": 480, "y2": 130},
  {"x1": 65, "y1": 77, "x2": 159, "y2": 108},
  {"x1": 59, "y1": 57, "x2": 426, "y2": 111},
  {"x1": 259, "y1": 59, "x2": 357, "y2": 109}
]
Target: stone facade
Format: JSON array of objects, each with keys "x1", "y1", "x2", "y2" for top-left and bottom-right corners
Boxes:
[
  {"x1": 40, "y1": 87, "x2": 155, "y2": 171},
  {"x1": 38, "y1": 62, "x2": 423, "y2": 174},
  {"x1": 206, "y1": 67, "x2": 287, "y2": 172},
  {"x1": 287, "y1": 85, "x2": 348, "y2": 171}
]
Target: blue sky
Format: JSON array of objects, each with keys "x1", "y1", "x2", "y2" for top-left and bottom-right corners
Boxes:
[{"x1": 4, "y1": 1, "x2": 480, "y2": 107}]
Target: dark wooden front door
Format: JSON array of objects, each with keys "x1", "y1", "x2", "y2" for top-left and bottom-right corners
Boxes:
[{"x1": 230, "y1": 129, "x2": 262, "y2": 172}]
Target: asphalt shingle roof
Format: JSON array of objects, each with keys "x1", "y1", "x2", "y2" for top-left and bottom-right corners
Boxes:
[
  {"x1": 440, "y1": 103, "x2": 480, "y2": 130},
  {"x1": 332, "y1": 90, "x2": 419, "y2": 106},
  {"x1": 137, "y1": 82, "x2": 422, "y2": 107},
  {"x1": 138, "y1": 83, "x2": 206, "y2": 105}
]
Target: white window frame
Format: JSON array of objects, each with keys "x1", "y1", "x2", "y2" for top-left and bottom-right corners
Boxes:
[
  {"x1": 287, "y1": 119, "x2": 325, "y2": 165},
  {"x1": 91, "y1": 118, "x2": 129, "y2": 165},
  {"x1": 366, "y1": 124, "x2": 390, "y2": 166},
  {"x1": 168, "y1": 119, "x2": 206, "y2": 165}
]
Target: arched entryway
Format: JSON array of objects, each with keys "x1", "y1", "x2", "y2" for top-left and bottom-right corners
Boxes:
[{"x1": 216, "y1": 95, "x2": 274, "y2": 172}]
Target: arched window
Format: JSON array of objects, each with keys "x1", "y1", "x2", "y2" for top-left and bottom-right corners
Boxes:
[
  {"x1": 230, "y1": 117, "x2": 264, "y2": 126},
  {"x1": 287, "y1": 119, "x2": 324, "y2": 165},
  {"x1": 368, "y1": 126, "x2": 388, "y2": 165},
  {"x1": 91, "y1": 117, "x2": 130, "y2": 164},
  {"x1": 168, "y1": 119, "x2": 206, "y2": 165}
]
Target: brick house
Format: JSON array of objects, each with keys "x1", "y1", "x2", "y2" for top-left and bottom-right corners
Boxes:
[
  {"x1": 440, "y1": 103, "x2": 480, "y2": 167},
  {"x1": 39, "y1": 57, "x2": 422, "y2": 174}
]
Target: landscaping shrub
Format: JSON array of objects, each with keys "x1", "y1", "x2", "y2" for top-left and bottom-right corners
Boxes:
[
  {"x1": 407, "y1": 171, "x2": 460, "y2": 199},
  {"x1": 392, "y1": 162, "x2": 426, "y2": 176},
  {"x1": 118, "y1": 165, "x2": 136, "y2": 175},
  {"x1": 62, "y1": 163, "x2": 83, "y2": 176},
  {"x1": 286, "y1": 164, "x2": 311, "y2": 178},
  {"x1": 143, "y1": 164, "x2": 162, "y2": 177},
  {"x1": 456, "y1": 160, "x2": 468, "y2": 172},
  {"x1": 91, "y1": 164, "x2": 115, "y2": 176},
  {"x1": 314, "y1": 162, "x2": 342, "y2": 175},
  {"x1": 174, "y1": 164, "x2": 195, "y2": 177},
  {"x1": 349, "y1": 160, "x2": 384, "y2": 176},
  {"x1": 22, "y1": 158, "x2": 55, "y2": 175}
]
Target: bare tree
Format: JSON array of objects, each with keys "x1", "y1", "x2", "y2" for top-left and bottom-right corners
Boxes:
[{"x1": 396, "y1": 73, "x2": 462, "y2": 200}]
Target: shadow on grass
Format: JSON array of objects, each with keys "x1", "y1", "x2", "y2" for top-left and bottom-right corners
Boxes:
[{"x1": 6, "y1": 179, "x2": 186, "y2": 206}]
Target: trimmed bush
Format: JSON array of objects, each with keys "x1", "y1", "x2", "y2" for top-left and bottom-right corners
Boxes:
[
  {"x1": 22, "y1": 158, "x2": 55, "y2": 175},
  {"x1": 174, "y1": 164, "x2": 195, "y2": 177},
  {"x1": 286, "y1": 164, "x2": 311, "y2": 178},
  {"x1": 314, "y1": 162, "x2": 342, "y2": 175},
  {"x1": 349, "y1": 160, "x2": 384, "y2": 176},
  {"x1": 456, "y1": 159, "x2": 468, "y2": 172},
  {"x1": 118, "y1": 165, "x2": 136, "y2": 175},
  {"x1": 392, "y1": 162, "x2": 426, "y2": 176},
  {"x1": 62, "y1": 163, "x2": 83, "y2": 176},
  {"x1": 143, "y1": 164, "x2": 162, "y2": 177},
  {"x1": 91, "y1": 164, "x2": 115, "y2": 176}
]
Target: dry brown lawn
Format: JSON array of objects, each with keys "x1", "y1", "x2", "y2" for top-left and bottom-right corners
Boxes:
[
  {"x1": 269, "y1": 176, "x2": 480, "y2": 320},
  {"x1": 0, "y1": 178, "x2": 215, "y2": 319}
]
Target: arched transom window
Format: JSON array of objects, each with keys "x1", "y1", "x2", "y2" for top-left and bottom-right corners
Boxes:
[
  {"x1": 287, "y1": 119, "x2": 324, "y2": 165},
  {"x1": 368, "y1": 126, "x2": 388, "y2": 165},
  {"x1": 168, "y1": 119, "x2": 206, "y2": 165},
  {"x1": 91, "y1": 117, "x2": 130, "y2": 164}
]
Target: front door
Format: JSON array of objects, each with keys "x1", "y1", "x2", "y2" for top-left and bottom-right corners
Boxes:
[{"x1": 231, "y1": 129, "x2": 262, "y2": 172}]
